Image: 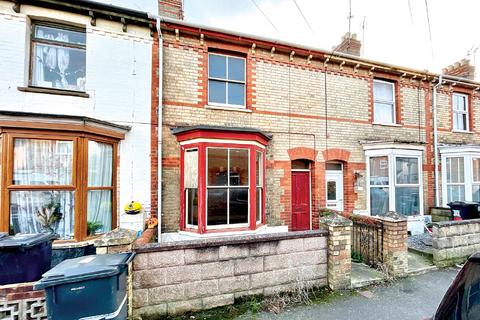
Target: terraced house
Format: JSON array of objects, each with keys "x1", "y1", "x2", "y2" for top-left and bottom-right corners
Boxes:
[
  {"x1": 158, "y1": 4, "x2": 480, "y2": 236},
  {"x1": 0, "y1": 0, "x2": 159, "y2": 241}
]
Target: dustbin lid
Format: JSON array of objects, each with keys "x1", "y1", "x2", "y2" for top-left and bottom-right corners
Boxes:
[
  {"x1": 448, "y1": 201, "x2": 480, "y2": 206},
  {"x1": 34, "y1": 253, "x2": 132, "y2": 289},
  {"x1": 0, "y1": 233, "x2": 57, "y2": 249}
]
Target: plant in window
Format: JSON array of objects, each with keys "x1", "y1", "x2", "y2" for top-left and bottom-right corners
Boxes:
[
  {"x1": 87, "y1": 221, "x2": 103, "y2": 236},
  {"x1": 36, "y1": 199, "x2": 63, "y2": 234}
]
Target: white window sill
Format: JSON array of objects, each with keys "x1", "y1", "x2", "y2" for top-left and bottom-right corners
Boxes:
[
  {"x1": 372, "y1": 122, "x2": 402, "y2": 127},
  {"x1": 205, "y1": 104, "x2": 252, "y2": 113},
  {"x1": 452, "y1": 130, "x2": 474, "y2": 134}
]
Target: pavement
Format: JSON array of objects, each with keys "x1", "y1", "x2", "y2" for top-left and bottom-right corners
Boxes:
[{"x1": 236, "y1": 268, "x2": 459, "y2": 320}]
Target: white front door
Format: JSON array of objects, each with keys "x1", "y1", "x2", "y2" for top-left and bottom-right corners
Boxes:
[{"x1": 326, "y1": 171, "x2": 344, "y2": 211}]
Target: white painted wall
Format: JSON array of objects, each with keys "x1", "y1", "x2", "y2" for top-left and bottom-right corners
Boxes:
[{"x1": 0, "y1": 1, "x2": 154, "y2": 232}]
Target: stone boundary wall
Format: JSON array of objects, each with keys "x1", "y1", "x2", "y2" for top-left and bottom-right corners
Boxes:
[
  {"x1": 433, "y1": 219, "x2": 480, "y2": 267},
  {"x1": 131, "y1": 230, "x2": 328, "y2": 318},
  {"x1": 0, "y1": 282, "x2": 46, "y2": 319}
]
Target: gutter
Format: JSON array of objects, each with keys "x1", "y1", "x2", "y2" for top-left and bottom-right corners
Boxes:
[{"x1": 433, "y1": 75, "x2": 443, "y2": 207}]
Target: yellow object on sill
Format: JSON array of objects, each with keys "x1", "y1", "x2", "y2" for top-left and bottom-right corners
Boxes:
[{"x1": 124, "y1": 201, "x2": 143, "y2": 215}]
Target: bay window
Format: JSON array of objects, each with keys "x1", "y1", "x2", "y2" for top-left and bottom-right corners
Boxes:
[
  {"x1": 174, "y1": 126, "x2": 269, "y2": 234},
  {"x1": 1, "y1": 131, "x2": 119, "y2": 241},
  {"x1": 441, "y1": 147, "x2": 480, "y2": 205},
  {"x1": 366, "y1": 147, "x2": 423, "y2": 216}
]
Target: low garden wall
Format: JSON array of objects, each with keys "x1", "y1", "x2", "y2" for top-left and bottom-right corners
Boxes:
[
  {"x1": 0, "y1": 282, "x2": 46, "y2": 319},
  {"x1": 432, "y1": 219, "x2": 480, "y2": 267},
  {"x1": 131, "y1": 230, "x2": 328, "y2": 318}
]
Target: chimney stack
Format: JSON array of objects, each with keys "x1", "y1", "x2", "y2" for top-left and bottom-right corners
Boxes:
[
  {"x1": 333, "y1": 32, "x2": 361, "y2": 56},
  {"x1": 442, "y1": 59, "x2": 475, "y2": 80},
  {"x1": 159, "y1": 0, "x2": 184, "y2": 20}
]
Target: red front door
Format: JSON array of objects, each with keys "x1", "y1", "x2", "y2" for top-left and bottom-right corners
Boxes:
[{"x1": 291, "y1": 171, "x2": 310, "y2": 231}]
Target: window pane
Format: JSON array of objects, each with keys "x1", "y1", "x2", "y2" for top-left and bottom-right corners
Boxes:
[
  {"x1": 374, "y1": 102, "x2": 394, "y2": 123},
  {"x1": 227, "y1": 57, "x2": 245, "y2": 82},
  {"x1": 370, "y1": 187, "x2": 389, "y2": 216},
  {"x1": 396, "y1": 157, "x2": 419, "y2": 184},
  {"x1": 186, "y1": 188, "x2": 198, "y2": 226},
  {"x1": 229, "y1": 188, "x2": 248, "y2": 224},
  {"x1": 327, "y1": 181, "x2": 337, "y2": 200},
  {"x1": 10, "y1": 190, "x2": 74, "y2": 240},
  {"x1": 395, "y1": 187, "x2": 420, "y2": 216},
  {"x1": 208, "y1": 148, "x2": 228, "y2": 186},
  {"x1": 13, "y1": 139, "x2": 73, "y2": 185},
  {"x1": 473, "y1": 159, "x2": 480, "y2": 182},
  {"x1": 369, "y1": 156, "x2": 389, "y2": 185},
  {"x1": 326, "y1": 163, "x2": 342, "y2": 170},
  {"x1": 292, "y1": 159, "x2": 310, "y2": 170},
  {"x1": 35, "y1": 25, "x2": 86, "y2": 45},
  {"x1": 473, "y1": 185, "x2": 480, "y2": 202},
  {"x1": 227, "y1": 82, "x2": 245, "y2": 106},
  {"x1": 447, "y1": 185, "x2": 465, "y2": 203},
  {"x1": 32, "y1": 43, "x2": 86, "y2": 91},
  {"x1": 446, "y1": 157, "x2": 464, "y2": 183},
  {"x1": 453, "y1": 94, "x2": 467, "y2": 111},
  {"x1": 256, "y1": 151, "x2": 263, "y2": 186},
  {"x1": 374, "y1": 81, "x2": 394, "y2": 102},
  {"x1": 230, "y1": 149, "x2": 249, "y2": 186},
  {"x1": 208, "y1": 54, "x2": 226, "y2": 79},
  {"x1": 207, "y1": 188, "x2": 227, "y2": 225},
  {"x1": 184, "y1": 149, "x2": 198, "y2": 188},
  {"x1": 208, "y1": 80, "x2": 226, "y2": 104},
  {"x1": 87, "y1": 190, "x2": 112, "y2": 234},
  {"x1": 256, "y1": 187, "x2": 262, "y2": 222},
  {"x1": 88, "y1": 141, "x2": 113, "y2": 187}
]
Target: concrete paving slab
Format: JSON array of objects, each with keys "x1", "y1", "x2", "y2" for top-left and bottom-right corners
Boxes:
[
  {"x1": 351, "y1": 262, "x2": 386, "y2": 289},
  {"x1": 408, "y1": 251, "x2": 437, "y2": 276}
]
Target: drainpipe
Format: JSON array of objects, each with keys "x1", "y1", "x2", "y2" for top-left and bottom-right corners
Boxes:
[
  {"x1": 155, "y1": 16, "x2": 163, "y2": 241},
  {"x1": 433, "y1": 75, "x2": 442, "y2": 207}
]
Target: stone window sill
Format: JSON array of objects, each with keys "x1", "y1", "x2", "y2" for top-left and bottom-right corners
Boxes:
[
  {"x1": 18, "y1": 86, "x2": 90, "y2": 98},
  {"x1": 372, "y1": 122, "x2": 402, "y2": 127},
  {"x1": 205, "y1": 104, "x2": 252, "y2": 113},
  {"x1": 452, "y1": 130, "x2": 474, "y2": 134}
]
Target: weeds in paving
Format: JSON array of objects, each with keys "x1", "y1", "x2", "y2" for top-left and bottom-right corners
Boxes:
[{"x1": 148, "y1": 285, "x2": 345, "y2": 320}]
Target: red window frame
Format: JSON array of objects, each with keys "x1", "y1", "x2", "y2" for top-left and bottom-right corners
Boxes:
[{"x1": 175, "y1": 129, "x2": 269, "y2": 234}]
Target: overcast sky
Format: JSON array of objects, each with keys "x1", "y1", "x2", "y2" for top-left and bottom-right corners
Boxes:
[
  {"x1": 96, "y1": 0, "x2": 480, "y2": 79},
  {"x1": 182, "y1": 0, "x2": 480, "y2": 79}
]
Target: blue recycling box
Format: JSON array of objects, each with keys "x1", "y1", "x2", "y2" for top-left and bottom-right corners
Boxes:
[{"x1": 34, "y1": 252, "x2": 134, "y2": 320}]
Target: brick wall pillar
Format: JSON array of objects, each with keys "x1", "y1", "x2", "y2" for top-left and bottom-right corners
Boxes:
[
  {"x1": 379, "y1": 216, "x2": 408, "y2": 277},
  {"x1": 320, "y1": 214, "x2": 352, "y2": 290}
]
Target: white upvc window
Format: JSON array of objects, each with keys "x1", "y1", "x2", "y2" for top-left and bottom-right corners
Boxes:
[
  {"x1": 441, "y1": 147, "x2": 480, "y2": 205},
  {"x1": 365, "y1": 147, "x2": 423, "y2": 217},
  {"x1": 373, "y1": 79, "x2": 396, "y2": 124},
  {"x1": 452, "y1": 93, "x2": 469, "y2": 132},
  {"x1": 208, "y1": 53, "x2": 246, "y2": 108}
]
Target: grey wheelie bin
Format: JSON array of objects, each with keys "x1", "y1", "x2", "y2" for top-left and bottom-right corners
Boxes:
[
  {"x1": 34, "y1": 252, "x2": 135, "y2": 320},
  {"x1": 0, "y1": 233, "x2": 57, "y2": 285}
]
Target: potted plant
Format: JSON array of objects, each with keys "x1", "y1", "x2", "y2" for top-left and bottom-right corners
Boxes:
[
  {"x1": 36, "y1": 200, "x2": 63, "y2": 235},
  {"x1": 87, "y1": 221, "x2": 103, "y2": 237}
]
